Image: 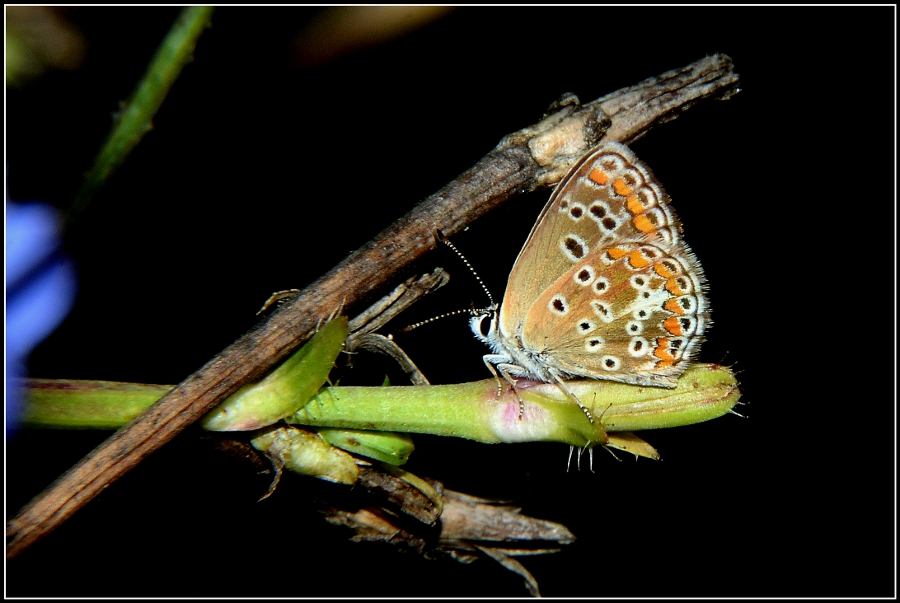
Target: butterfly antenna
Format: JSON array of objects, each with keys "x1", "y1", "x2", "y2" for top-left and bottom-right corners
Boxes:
[
  {"x1": 436, "y1": 230, "x2": 496, "y2": 308},
  {"x1": 399, "y1": 307, "x2": 489, "y2": 334}
]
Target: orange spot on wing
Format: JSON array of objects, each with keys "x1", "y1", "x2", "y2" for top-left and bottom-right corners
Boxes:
[
  {"x1": 613, "y1": 178, "x2": 632, "y2": 197},
  {"x1": 664, "y1": 316, "x2": 683, "y2": 336},
  {"x1": 633, "y1": 214, "x2": 655, "y2": 233},
  {"x1": 654, "y1": 337, "x2": 676, "y2": 367},
  {"x1": 626, "y1": 195, "x2": 644, "y2": 215},
  {"x1": 607, "y1": 246, "x2": 627, "y2": 260},
  {"x1": 665, "y1": 278, "x2": 685, "y2": 295},
  {"x1": 628, "y1": 250, "x2": 650, "y2": 268},
  {"x1": 664, "y1": 298, "x2": 685, "y2": 315},
  {"x1": 655, "y1": 262, "x2": 675, "y2": 278},
  {"x1": 589, "y1": 168, "x2": 609, "y2": 186}
]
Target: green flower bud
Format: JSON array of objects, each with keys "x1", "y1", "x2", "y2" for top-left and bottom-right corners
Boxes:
[{"x1": 202, "y1": 316, "x2": 348, "y2": 431}]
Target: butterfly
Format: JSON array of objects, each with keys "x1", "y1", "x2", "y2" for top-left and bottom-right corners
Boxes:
[{"x1": 470, "y1": 142, "x2": 710, "y2": 424}]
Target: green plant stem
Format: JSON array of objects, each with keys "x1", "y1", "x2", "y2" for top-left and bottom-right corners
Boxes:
[
  {"x1": 21, "y1": 363, "x2": 740, "y2": 447},
  {"x1": 68, "y1": 6, "x2": 215, "y2": 224}
]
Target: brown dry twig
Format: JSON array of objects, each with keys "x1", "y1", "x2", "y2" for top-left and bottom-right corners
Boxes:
[
  {"x1": 6, "y1": 54, "x2": 740, "y2": 558},
  {"x1": 319, "y1": 469, "x2": 575, "y2": 597}
]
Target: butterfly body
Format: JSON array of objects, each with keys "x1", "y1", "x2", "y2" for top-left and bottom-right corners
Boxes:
[{"x1": 471, "y1": 142, "x2": 709, "y2": 420}]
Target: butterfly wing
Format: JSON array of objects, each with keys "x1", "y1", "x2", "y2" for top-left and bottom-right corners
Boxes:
[
  {"x1": 521, "y1": 241, "x2": 709, "y2": 386},
  {"x1": 499, "y1": 142, "x2": 684, "y2": 340}
]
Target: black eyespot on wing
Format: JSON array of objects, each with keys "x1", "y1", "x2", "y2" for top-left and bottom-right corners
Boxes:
[{"x1": 564, "y1": 237, "x2": 585, "y2": 259}]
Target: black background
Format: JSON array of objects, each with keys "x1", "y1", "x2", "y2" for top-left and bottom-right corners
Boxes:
[{"x1": 6, "y1": 7, "x2": 895, "y2": 597}]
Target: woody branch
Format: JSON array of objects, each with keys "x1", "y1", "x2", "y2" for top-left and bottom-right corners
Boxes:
[{"x1": 6, "y1": 54, "x2": 740, "y2": 558}]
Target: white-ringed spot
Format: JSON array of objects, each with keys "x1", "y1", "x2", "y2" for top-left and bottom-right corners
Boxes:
[
  {"x1": 597, "y1": 214, "x2": 618, "y2": 232},
  {"x1": 629, "y1": 337, "x2": 649, "y2": 357},
  {"x1": 559, "y1": 233, "x2": 588, "y2": 262},
  {"x1": 663, "y1": 315, "x2": 698, "y2": 337},
  {"x1": 576, "y1": 319, "x2": 597, "y2": 335},
  {"x1": 549, "y1": 294, "x2": 569, "y2": 316},
  {"x1": 621, "y1": 168, "x2": 643, "y2": 190},
  {"x1": 675, "y1": 295, "x2": 696, "y2": 314},
  {"x1": 629, "y1": 274, "x2": 650, "y2": 290},
  {"x1": 566, "y1": 201, "x2": 586, "y2": 221},
  {"x1": 655, "y1": 227, "x2": 677, "y2": 246},
  {"x1": 573, "y1": 265, "x2": 595, "y2": 286},
  {"x1": 601, "y1": 355, "x2": 622, "y2": 371},
  {"x1": 633, "y1": 308, "x2": 652, "y2": 320},
  {"x1": 590, "y1": 300, "x2": 614, "y2": 323},
  {"x1": 596, "y1": 154, "x2": 624, "y2": 173},
  {"x1": 639, "y1": 245, "x2": 661, "y2": 259},
  {"x1": 585, "y1": 337, "x2": 605, "y2": 353},
  {"x1": 637, "y1": 187, "x2": 659, "y2": 209},
  {"x1": 592, "y1": 276, "x2": 610, "y2": 294},
  {"x1": 626, "y1": 320, "x2": 643, "y2": 335}
]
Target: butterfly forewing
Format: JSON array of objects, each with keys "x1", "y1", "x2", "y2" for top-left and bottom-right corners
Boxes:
[{"x1": 499, "y1": 143, "x2": 683, "y2": 339}]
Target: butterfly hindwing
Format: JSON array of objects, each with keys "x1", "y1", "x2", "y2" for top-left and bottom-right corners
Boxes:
[{"x1": 520, "y1": 241, "x2": 708, "y2": 386}]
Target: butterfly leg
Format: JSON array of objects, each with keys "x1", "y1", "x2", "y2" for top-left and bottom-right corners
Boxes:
[
  {"x1": 547, "y1": 369, "x2": 610, "y2": 446},
  {"x1": 257, "y1": 289, "x2": 302, "y2": 314},
  {"x1": 481, "y1": 354, "x2": 527, "y2": 419},
  {"x1": 546, "y1": 369, "x2": 593, "y2": 423}
]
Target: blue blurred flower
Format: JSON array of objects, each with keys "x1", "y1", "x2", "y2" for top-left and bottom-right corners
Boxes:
[{"x1": 6, "y1": 194, "x2": 77, "y2": 435}]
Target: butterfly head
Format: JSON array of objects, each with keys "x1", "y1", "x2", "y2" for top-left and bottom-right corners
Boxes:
[{"x1": 469, "y1": 303, "x2": 499, "y2": 345}]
